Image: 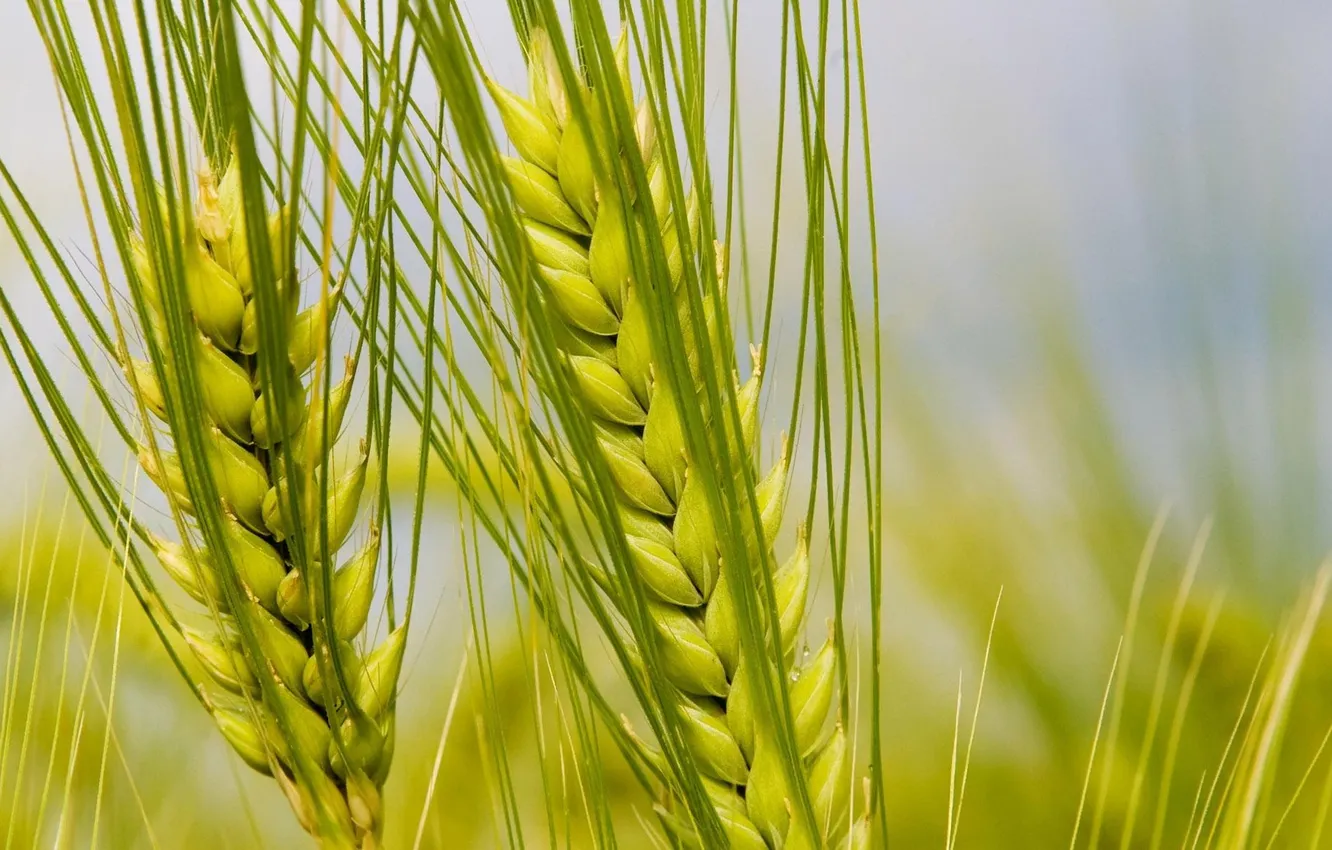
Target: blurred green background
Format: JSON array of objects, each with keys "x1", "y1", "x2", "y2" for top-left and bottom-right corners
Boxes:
[{"x1": 3, "y1": 0, "x2": 1332, "y2": 847}]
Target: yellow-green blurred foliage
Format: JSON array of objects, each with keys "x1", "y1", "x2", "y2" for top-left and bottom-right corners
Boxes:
[
  {"x1": 3, "y1": 310, "x2": 1331, "y2": 848},
  {"x1": 8, "y1": 364, "x2": 1332, "y2": 849}
]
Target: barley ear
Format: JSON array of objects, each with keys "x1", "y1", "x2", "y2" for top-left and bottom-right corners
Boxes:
[
  {"x1": 487, "y1": 77, "x2": 561, "y2": 174},
  {"x1": 213, "y1": 700, "x2": 274, "y2": 775},
  {"x1": 774, "y1": 530, "x2": 811, "y2": 658},
  {"x1": 746, "y1": 733, "x2": 793, "y2": 845},
  {"x1": 121, "y1": 157, "x2": 406, "y2": 848},
  {"x1": 807, "y1": 725, "x2": 853, "y2": 841},
  {"x1": 485, "y1": 31, "x2": 875, "y2": 849},
  {"x1": 332, "y1": 525, "x2": 381, "y2": 639}
]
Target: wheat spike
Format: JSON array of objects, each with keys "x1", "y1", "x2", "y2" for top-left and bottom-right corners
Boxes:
[
  {"x1": 490, "y1": 27, "x2": 859, "y2": 848},
  {"x1": 122, "y1": 150, "x2": 402, "y2": 849}
]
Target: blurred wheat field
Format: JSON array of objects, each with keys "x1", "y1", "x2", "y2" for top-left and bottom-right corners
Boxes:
[{"x1": 3, "y1": 0, "x2": 1332, "y2": 848}]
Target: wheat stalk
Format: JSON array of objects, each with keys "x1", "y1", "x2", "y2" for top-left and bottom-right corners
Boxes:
[
  {"x1": 121, "y1": 150, "x2": 402, "y2": 850},
  {"x1": 488, "y1": 27, "x2": 870, "y2": 849}
]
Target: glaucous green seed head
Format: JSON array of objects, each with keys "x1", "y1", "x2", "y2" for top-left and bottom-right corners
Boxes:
[
  {"x1": 679, "y1": 697, "x2": 749, "y2": 784},
  {"x1": 195, "y1": 160, "x2": 230, "y2": 245},
  {"x1": 139, "y1": 445, "x2": 194, "y2": 515},
  {"x1": 251, "y1": 365, "x2": 308, "y2": 449},
  {"x1": 206, "y1": 425, "x2": 270, "y2": 532},
  {"x1": 543, "y1": 266, "x2": 619, "y2": 336},
  {"x1": 737, "y1": 357, "x2": 763, "y2": 452},
  {"x1": 703, "y1": 570, "x2": 739, "y2": 675},
  {"x1": 262, "y1": 482, "x2": 288, "y2": 542},
  {"x1": 239, "y1": 298, "x2": 260, "y2": 354},
  {"x1": 726, "y1": 660, "x2": 755, "y2": 761},
  {"x1": 310, "y1": 444, "x2": 368, "y2": 559},
  {"x1": 127, "y1": 357, "x2": 167, "y2": 419},
  {"x1": 648, "y1": 601, "x2": 729, "y2": 697},
  {"x1": 614, "y1": 284, "x2": 653, "y2": 406},
  {"x1": 181, "y1": 623, "x2": 256, "y2": 695},
  {"x1": 775, "y1": 532, "x2": 812, "y2": 658},
  {"x1": 643, "y1": 375, "x2": 688, "y2": 501},
  {"x1": 525, "y1": 218, "x2": 591, "y2": 276},
  {"x1": 589, "y1": 191, "x2": 631, "y2": 315},
  {"x1": 277, "y1": 568, "x2": 311, "y2": 630},
  {"x1": 252, "y1": 603, "x2": 311, "y2": 696},
  {"x1": 613, "y1": 25, "x2": 633, "y2": 107},
  {"x1": 569, "y1": 354, "x2": 647, "y2": 425},
  {"x1": 626, "y1": 535, "x2": 702, "y2": 607},
  {"x1": 152, "y1": 536, "x2": 222, "y2": 608},
  {"x1": 599, "y1": 432, "x2": 674, "y2": 515},
  {"x1": 126, "y1": 145, "x2": 405, "y2": 848},
  {"x1": 372, "y1": 713, "x2": 397, "y2": 787},
  {"x1": 287, "y1": 285, "x2": 341, "y2": 376},
  {"x1": 634, "y1": 98, "x2": 656, "y2": 165},
  {"x1": 265, "y1": 681, "x2": 332, "y2": 772},
  {"x1": 807, "y1": 724, "x2": 853, "y2": 841},
  {"x1": 673, "y1": 469, "x2": 720, "y2": 597},
  {"x1": 197, "y1": 333, "x2": 256, "y2": 442},
  {"x1": 791, "y1": 637, "x2": 837, "y2": 756},
  {"x1": 487, "y1": 77, "x2": 562, "y2": 175},
  {"x1": 184, "y1": 241, "x2": 245, "y2": 350},
  {"x1": 275, "y1": 763, "x2": 356, "y2": 845},
  {"x1": 329, "y1": 714, "x2": 385, "y2": 782},
  {"x1": 355, "y1": 626, "x2": 407, "y2": 719},
  {"x1": 527, "y1": 28, "x2": 568, "y2": 130},
  {"x1": 745, "y1": 734, "x2": 792, "y2": 847},
  {"x1": 344, "y1": 767, "x2": 384, "y2": 835},
  {"x1": 333, "y1": 525, "x2": 381, "y2": 640},
  {"x1": 646, "y1": 162, "x2": 671, "y2": 225},
  {"x1": 214, "y1": 700, "x2": 273, "y2": 775},
  {"x1": 618, "y1": 504, "x2": 674, "y2": 548},
  {"x1": 719, "y1": 809, "x2": 771, "y2": 850},
  {"x1": 220, "y1": 512, "x2": 287, "y2": 611},
  {"x1": 556, "y1": 109, "x2": 600, "y2": 223},
  {"x1": 290, "y1": 358, "x2": 355, "y2": 464},
  {"x1": 302, "y1": 639, "x2": 363, "y2": 707},
  {"x1": 504, "y1": 156, "x2": 589, "y2": 235},
  {"x1": 756, "y1": 441, "x2": 791, "y2": 548}
]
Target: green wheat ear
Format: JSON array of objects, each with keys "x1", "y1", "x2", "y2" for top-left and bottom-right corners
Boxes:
[
  {"x1": 488, "y1": 26, "x2": 872, "y2": 848},
  {"x1": 123, "y1": 150, "x2": 401, "y2": 850}
]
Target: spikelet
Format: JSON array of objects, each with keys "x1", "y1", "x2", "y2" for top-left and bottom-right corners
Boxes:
[
  {"x1": 487, "y1": 25, "x2": 871, "y2": 849},
  {"x1": 124, "y1": 149, "x2": 403, "y2": 849}
]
